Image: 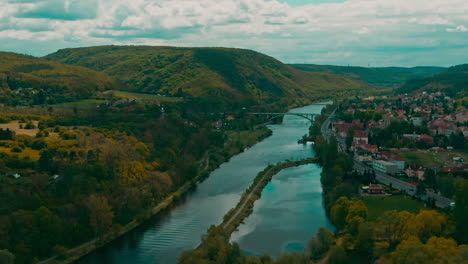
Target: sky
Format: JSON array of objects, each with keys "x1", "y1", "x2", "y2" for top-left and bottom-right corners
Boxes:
[{"x1": 1, "y1": 0, "x2": 467, "y2": 67}]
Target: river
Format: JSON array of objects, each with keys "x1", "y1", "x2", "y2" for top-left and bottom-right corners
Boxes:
[{"x1": 76, "y1": 103, "x2": 331, "y2": 264}]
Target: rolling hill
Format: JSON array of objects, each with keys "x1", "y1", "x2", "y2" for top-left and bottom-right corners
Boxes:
[
  {"x1": 291, "y1": 64, "x2": 446, "y2": 88},
  {"x1": 396, "y1": 64, "x2": 468, "y2": 98},
  {"x1": 45, "y1": 46, "x2": 372, "y2": 108},
  {"x1": 0, "y1": 52, "x2": 121, "y2": 101}
]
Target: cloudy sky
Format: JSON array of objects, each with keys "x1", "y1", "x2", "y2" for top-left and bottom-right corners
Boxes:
[{"x1": 1, "y1": 0, "x2": 468, "y2": 66}]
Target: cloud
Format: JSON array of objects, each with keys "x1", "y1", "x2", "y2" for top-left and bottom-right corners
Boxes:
[
  {"x1": 446, "y1": 25, "x2": 468, "y2": 32},
  {"x1": 16, "y1": 0, "x2": 98, "y2": 20},
  {"x1": 0, "y1": 0, "x2": 467, "y2": 66}
]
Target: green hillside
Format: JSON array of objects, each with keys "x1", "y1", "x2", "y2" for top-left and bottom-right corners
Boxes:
[
  {"x1": 0, "y1": 52, "x2": 121, "y2": 104},
  {"x1": 396, "y1": 64, "x2": 468, "y2": 98},
  {"x1": 45, "y1": 46, "x2": 371, "y2": 109},
  {"x1": 291, "y1": 64, "x2": 445, "y2": 88}
]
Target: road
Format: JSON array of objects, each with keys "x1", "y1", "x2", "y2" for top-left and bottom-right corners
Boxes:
[{"x1": 320, "y1": 107, "x2": 337, "y2": 142}]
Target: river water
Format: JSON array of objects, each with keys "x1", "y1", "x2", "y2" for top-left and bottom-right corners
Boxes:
[{"x1": 76, "y1": 103, "x2": 331, "y2": 264}]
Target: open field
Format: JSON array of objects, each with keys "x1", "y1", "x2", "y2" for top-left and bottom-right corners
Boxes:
[
  {"x1": 363, "y1": 195, "x2": 426, "y2": 221},
  {"x1": 397, "y1": 149, "x2": 468, "y2": 167},
  {"x1": 54, "y1": 99, "x2": 107, "y2": 108},
  {"x1": 0, "y1": 121, "x2": 39, "y2": 136},
  {"x1": 102, "y1": 90, "x2": 183, "y2": 103},
  {"x1": 0, "y1": 146, "x2": 40, "y2": 160}
]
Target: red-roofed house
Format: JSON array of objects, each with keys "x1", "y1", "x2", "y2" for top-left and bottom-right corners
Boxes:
[
  {"x1": 420, "y1": 134, "x2": 434, "y2": 144},
  {"x1": 353, "y1": 130, "x2": 368, "y2": 144}
]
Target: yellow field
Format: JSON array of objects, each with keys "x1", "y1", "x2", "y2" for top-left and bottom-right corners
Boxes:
[
  {"x1": 0, "y1": 121, "x2": 40, "y2": 136},
  {"x1": 0, "y1": 147, "x2": 40, "y2": 160}
]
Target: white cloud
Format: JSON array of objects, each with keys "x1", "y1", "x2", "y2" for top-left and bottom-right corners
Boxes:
[
  {"x1": 446, "y1": 25, "x2": 468, "y2": 32},
  {"x1": 0, "y1": 0, "x2": 467, "y2": 66}
]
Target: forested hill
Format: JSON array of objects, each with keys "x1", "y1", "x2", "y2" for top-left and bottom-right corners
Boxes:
[
  {"x1": 0, "y1": 52, "x2": 121, "y2": 101},
  {"x1": 45, "y1": 46, "x2": 371, "y2": 108},
  {"x1": 396, "y1": 64, "x2": 468, "y2": 98},
  {"x1": 291, "y1": 64, "x2": 445, "y2": 88}
]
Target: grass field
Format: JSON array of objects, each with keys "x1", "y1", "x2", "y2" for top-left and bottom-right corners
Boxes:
[
  {"x1": 102, "y1": 90, "x2": 183, "y2": 103},
  {"x1": 0, "y1": 147, "x2": 40, "y2": 160},
  {"x1": 397, "y1": 150, "x2": 468, "y2": 167},
  {"x1": 0, "y1": 121, "x2": 39, "y2": 136},
  {"x1": 363, "y1": 195, "x2": 426, "y2": 221},
  {"x1": 54, "y1": 99, "x2": 107, "y2": 108}
]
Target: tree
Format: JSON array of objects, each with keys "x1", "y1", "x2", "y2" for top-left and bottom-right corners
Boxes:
[
  {"x1": 328, "y1": 245, "x2": 347, "y2": 264},
  {"x1": 308, "y1": 227, "x2": 335, "y2": 260},
  {"x1": 390, "y1": 236, "x2": 430, "y2": 264},
  {"x1": 330, "y1": 197, "x2": 350, "y2": 229},
  {"x1": 454, "y1": 182, "x2": 468, "y2": 244},
  {"x1": 376, "y1": 210, "x2": 412, "y2": 246},
  {"x1": 355, "y1": 222, "x2": 374, "y2": 255},
  {"x1": 405, "y1": 210, "x2": 446, "y2": 242},
  {"x1": 0, "y1": 249, "x2": 15, "y2": 264},
  {"x1": 424, "y1": 169, "x2": 436, "y2": 189},
  {"x1": 416, "y1": 183, "x2": 427, "y2": 196},
  {"x1": 85, "y1": 194, "x2": 114, "y2": 237}
]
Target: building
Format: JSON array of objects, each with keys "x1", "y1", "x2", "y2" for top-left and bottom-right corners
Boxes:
[
  {"x1": 372, "y1": 160, "x2": 398, "y2": 175},
  {"x1": 368, "y1": 184, "x2": 385, "y2": 195},
  {"x1": 353, "y1": 130, "x2": 368, "y2": 144},
  {"x1": 410, "y1": 116, "x2": 424, "y2": 126},
  {"x1": 406, "y1": 165, "x2": 425, "y2": 180},
  {"x1": 380, "y1": 152, "x2": 406, "y2": 170}
]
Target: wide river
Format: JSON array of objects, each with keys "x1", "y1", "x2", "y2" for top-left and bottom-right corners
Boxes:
[{"x1": 76, "y1": 103, "x2": 332, "y2": 264}]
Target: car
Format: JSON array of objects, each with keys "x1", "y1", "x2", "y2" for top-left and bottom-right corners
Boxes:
[{"x1": 450, "y1": 202, "x2": 456, "y2": 207}]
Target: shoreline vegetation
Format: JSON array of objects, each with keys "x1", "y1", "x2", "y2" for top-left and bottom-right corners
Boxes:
[{"x1": 38, "y1": 128, "x2": 272, "y2": 264}]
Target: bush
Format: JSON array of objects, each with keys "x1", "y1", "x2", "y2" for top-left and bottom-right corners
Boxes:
[
  {"x1": 31, "y1": 139, "x2": 48, "y2": 150},
  {"x1": 11, "y1": 147, "x2": 23, "y2": 153},
  {"x1": 24, "y1": 122, "x2": 36, "y2": 129}
]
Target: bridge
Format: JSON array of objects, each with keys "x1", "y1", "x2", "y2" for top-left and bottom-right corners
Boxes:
[{"x1": 248, "y1": 112, "x2": 321, "y2": 122}]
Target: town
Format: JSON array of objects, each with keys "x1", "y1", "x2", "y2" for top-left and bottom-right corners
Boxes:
[{"x1": 327, "y1": 91, "x2": 466, "y2": 208}]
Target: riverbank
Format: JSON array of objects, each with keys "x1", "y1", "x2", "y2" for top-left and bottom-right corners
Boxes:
[
  {"x1": 221, "y1": 157, "x2": 319, "y2": 236},
  {"x1": 39, "y1": 128, "x2": 272, "y2": 264}
]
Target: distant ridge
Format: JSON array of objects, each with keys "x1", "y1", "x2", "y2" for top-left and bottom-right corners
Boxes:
[
  {"x1": 0, "y1": 51, "x2": 121, "y2": 102},
  {"x1": 290, "y1": 64, "x2": 446, "y2": 88},
  {"x1": 45, "y1": 45, "x2": 372, "y2": 108},
  {"x1": 396, "y1": 64, "x2": 468, "y2": 98}
]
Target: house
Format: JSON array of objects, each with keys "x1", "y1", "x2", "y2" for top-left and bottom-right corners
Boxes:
[
  {"x1": 410, "y1": 116, "x2": 424, "y2": 126},
  {"x1": 372, "y1": 160, "x2": 398, "y2": 175},
  {"x1": 362, "y1": 144, "x2": 378, "y2": 154},
  {"x1": 368, "y1": 184, "x2": 385, "y2": 195},
  {"x1": 406, "y1": 165, "x2": 425, "y2": 180},
  {"x1": 456, "y1": 111, "x2": 468, "y2": 123},
  {"x1": 420, "y1": 134, "x2": 434, "y2": 144},
  {"x1": 7, "y1": 172, "x2": 21, "y2": 179},
  {"x1": 212, "y1": 121, "x2": 222, "y2": 129},
  {"x1": 226, "y1": 115, "x2": 236, "y2": 121},
  {"x1": 353, "y1": 130, "x2": 368, "y2": 144}
]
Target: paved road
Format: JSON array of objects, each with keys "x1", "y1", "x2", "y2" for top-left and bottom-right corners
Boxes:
[
  {"x1": 321, "y1": 108, "x2": 337, "y2": 142},
  {"x1": 353, "y1": 160, "x2": 453, "y2": 208}
]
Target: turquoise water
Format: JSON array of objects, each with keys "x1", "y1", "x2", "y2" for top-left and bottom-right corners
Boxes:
[
  {"x1": 231, "y1": 164, "x2": 334, "y2": 257},
  {"x1": 76, "y1": 103, "x2": 330, "y2": 264}
]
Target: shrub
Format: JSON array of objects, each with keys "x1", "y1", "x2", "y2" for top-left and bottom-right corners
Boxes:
[{"x1": 11, "y1": 147, "x2": 23, "y2": 153}]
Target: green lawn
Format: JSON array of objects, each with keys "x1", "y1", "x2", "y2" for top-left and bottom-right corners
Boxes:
[
  {"x1": 54, "y1": 99, "x2": 107, "y2": 108},
  {"x1": 397, "y1": 151, "x2": 443, "y2": 167},
  {"x1": 397, "y1": 150, "x2": 468, "y2": 167},
  {"x1": 363, "y1": 195, "x2": 426, "y2": 221},
  {"x1": 102, "y1": 90, "x2": 182, "y2": 103}
]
